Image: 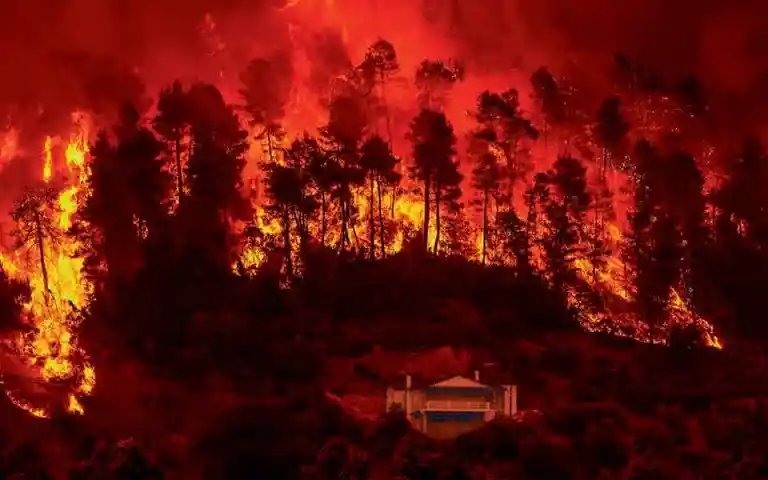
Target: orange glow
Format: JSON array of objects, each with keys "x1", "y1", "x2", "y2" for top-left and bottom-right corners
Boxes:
[{"x1": 1, "y1": 113, "x2": 95, "y2": 418}]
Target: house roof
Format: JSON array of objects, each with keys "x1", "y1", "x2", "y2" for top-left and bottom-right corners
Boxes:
[
  {"x1": 388, "y1": 373, "x2": 500, "y2": 391},
  {"x1": 428, "y1": 375, "x2": 490, "y2": 389}
]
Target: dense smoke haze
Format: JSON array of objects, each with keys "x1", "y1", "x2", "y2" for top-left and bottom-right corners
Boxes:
[
  {"x1": 2, "y1": 0, "x2": 767, "y2": 106},
  {"x1": 0, "y1": 0, "x2": 763, "y2": 225},
  {"x1": 0, "y1": 0, "x2": 767, "y2": 207}
]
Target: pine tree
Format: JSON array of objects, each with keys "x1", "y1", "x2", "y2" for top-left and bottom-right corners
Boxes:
[
  {"x1": 530, "y1": 67, "x2": 566, "y2": 145},
  {"x1": 414, "y1": 59, "x2": 463, "y2": 111},
  {"x1": 357, "y1": 39, "x2": 399, "y2": 142},
  {"x1": 593, "y1": 96, "x2": 630, "y2": 177},
  {"x1": 153, "y1": 81, "x2": 189, "y2": 203},
  {"x1": 407, "y1": 109, "x2": 460, "y2": 253},
  {"x1": 320, "y1": 91, "x2": 368, "y2": 252},
  {"x1": 11, "y1": 186, "x2": 61, "y2": 300},
  {"x1": 475, "y1": 89, "x2": 539, "y2": 200},
  {"x1": 183, "y1": 84, "x2": 252, "y2": 265},
  {"x1": 538, "y1": 155, "x2": 591, "y2": 296},
  {"x1": 359, "y1": 135, "x2": 400, "y2": 258},
  {"x1": 240, "y1": 51, "x2": 294, "y2": 162},
  {"x1": 263, "y1": 134, "x2": 320, "y2": 279},
  {"x1": 469, "y1": 128, "x2": 502, "y2": 265}
]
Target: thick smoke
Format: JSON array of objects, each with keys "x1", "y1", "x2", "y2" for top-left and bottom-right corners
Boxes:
[{"x1": 1, "y1": 0, "x2": 767, "y2": 143}]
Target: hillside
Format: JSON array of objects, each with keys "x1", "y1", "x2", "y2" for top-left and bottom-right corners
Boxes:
[{"x1": 0, "y1": 255, "x2": 764, "y2": 478}]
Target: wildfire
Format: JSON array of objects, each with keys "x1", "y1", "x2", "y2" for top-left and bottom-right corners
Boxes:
[{"x1": 1, "y1": 113, "x2": 95, "y2": 418}]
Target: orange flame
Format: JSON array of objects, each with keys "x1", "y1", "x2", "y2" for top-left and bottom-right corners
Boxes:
[{"x1": 1, "y1": 112, "x2": 95, "y2": 418}]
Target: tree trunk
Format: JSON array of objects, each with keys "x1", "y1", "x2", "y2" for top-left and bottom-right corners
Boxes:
[
  {"x1": 378, "y1": 178, "x2": 386, "y2": 258},
  {"x1": 298, "y1": 214, "x2": 309, "y2": 264},
  {"x1": 369, "y1": 175, "x2": 376, "y2": 259},
  {"x1": 391, "y1": 186, "x2": 396, "y2": 218},
  {"x1": 283, "y1": 209, "x2": 293, "y2": 279},
  {"x1": 423, "y1": 178, "x2": 431, "y2": 252},
  {"x1": 347, "y1": 200, "x2": 360, "y2": 252},
  {"x1": 381, "y1": 72, "x2": 393, "y2": 145},
  {"x1": 266, "y1": 130, "x2": 274, "y2": 163},
  {"x1": 175, "y1": 136, "x2": 183, "y2": 202},
  {"x1": 601, "y1": 148, "x2": 607, "y2": 180},
  {"x1": 35, "y1": 215, "x2": 49, "y2": 302},
  {"x1": 339, "y1": 197, "x2": 348, "y2": 252},
  {"x1": 321, "y1": 192, "x2": 327, "y2": 246},
  {"x1": 433, "y1": 181, "x2": 441, "y2": 255},
  {"x1": 481, "y1": 188, "x2": 489, "y2": 265}
]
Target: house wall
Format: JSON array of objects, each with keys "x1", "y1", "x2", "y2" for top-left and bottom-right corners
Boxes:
[
  {"x1": 387, "y1": 383, "x2": 518, "y2": 438},
  {"x1": 426, "y1": 414, "x2": 487, "y2": 439},
  {"x1": 424, "y1": 387, "x2": 493, "y2": 409}
]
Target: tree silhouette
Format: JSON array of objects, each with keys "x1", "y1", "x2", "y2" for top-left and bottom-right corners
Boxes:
[
  {"x1": 183, "y1": 84, "x2": 252, "y2": 265},
  {"x1": 114, "y1": 105, "x2": 171, "y2": 236},
  {"x1": 153, "y1": 81, "x2": 189, "y2": 203},
  {"x1": 308, "y1": 146, "x2": 335, "y2": 246},
  {"x1": 662, "y1": 150, "x2": 707, "y2": 313},
  {"x1": 357, "y1": 40, "x2": 399, "y2": 142},
  {"x1": 407, "y1": 109, "x2": 460, "y2": 253},
  {"x1": 240, "y1": 51, "x2": 294, "y2": 162},
  {"x1": 263, "y1": 135, "x2": 320, "y2": 278},
  {"x1": 414, "y1": 59, "x2": 463, "y2": 111},
  {"x1": 622, "y1": 140, "x2": 680, "y2": 332},
  {"x1": 306, "y1": 28, "x2": 354, "y2": 107},
  {"x1": 497, "y1": 207, "x2": 533, "y2": 276},
  {"x1": 710, "y1": 138, "x2": 768, "y2": 337},
  {"x1": 469, "y1": 128, "x2": 502, "y2": 265},
  {"x1": 320, "y1": 91, "x2": 368, "y2": 252},
  {"x1": 530, "y1": 67, "x2": 566, "y2": 145},
  {"x1": 475, "y1": 89, "x2": 539, "y2": 199},
  {"x1": 540, "y1": 155, "x2": 591, "y2": 296},
  {"x1": 673, "y1": 76, "x2": 707, "y2": 118},
  {"x1": 594, "y1": 96, "x2": 630, "y2": 177},
  {"x1": 76, "y1": 105, "x2": 170, "y2": 289},
  {"x1": 359, "y1": 135, "x2": 400, "y2": 258},
  {"x1": 11, "y1": 186, "x2": 61, "y2": 300},
  {"x1": 437, "y1": 169, "x2": 466, "y2": 256},
  {"x1": 75, "y1": 131, "x2": 135, "y2": 287},
  {"x1": 588, "y1": 173, "x2": 615, "y2": 283}
]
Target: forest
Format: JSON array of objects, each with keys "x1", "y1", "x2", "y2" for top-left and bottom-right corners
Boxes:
[{"x1": 0, "y1": 23, "x2": 768, "y2": 478}]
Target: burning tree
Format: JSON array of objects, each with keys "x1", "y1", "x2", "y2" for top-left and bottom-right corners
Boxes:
[
  {"x1": 11, "y1": 186, "x2": 62, "y2": 301},
  {"x1": 263, "y1": 134, "x2": 320, "y2": 278},
  {"x1": 154, "y1": 81, "x2": 190, "y2": 203},
  {"x1": 320, "y1": 90, "x2": 368, "y2": 253},
  {"x1": 414, "y1": 59, "x2": 464, "y2": 111},
  {"x1": 357, "y1": 39, "x2": 400, "y2": 142},
  {"x1": 359, "y1": 135, "x2": 401, "y2": 258},
  {"x1": 530, "y1": 67, "x2": 567, "y2": 146},
  {"x1": 407, "y1": 109, "x2": 461, "y2": 254},
  {"x1": 240, "y1": 51, "x2": 294, "y2": 162},
  {"x1": 469, "y1": 128, "x2": 502, "y2": 265},
  {"x1": 593, "y1": 96, "x2": 631, "y2": 176},
  {"x1": 475, "y1": 89, "x2": 539, "y2": 200}
]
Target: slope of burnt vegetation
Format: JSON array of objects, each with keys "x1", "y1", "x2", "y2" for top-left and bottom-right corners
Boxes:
[{"x1": 1, "y1": 253, "x2": 768, "y2": 478}]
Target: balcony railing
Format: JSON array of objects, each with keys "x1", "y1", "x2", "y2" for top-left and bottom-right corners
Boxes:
[{"x1": 425, "y1": 400, "x2": 491, "y2": 411}]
